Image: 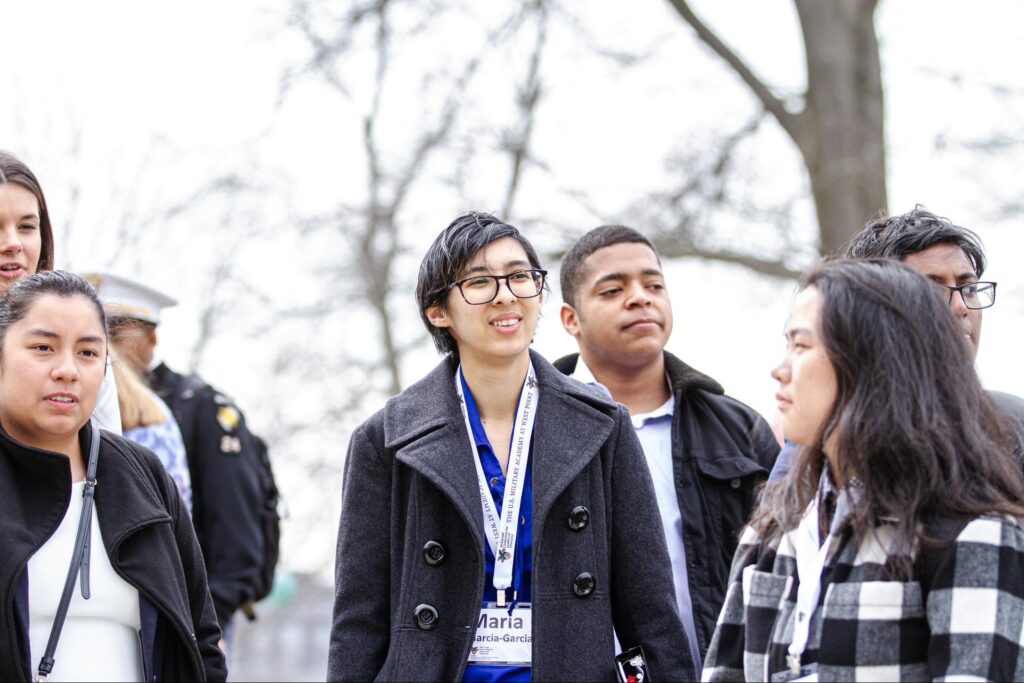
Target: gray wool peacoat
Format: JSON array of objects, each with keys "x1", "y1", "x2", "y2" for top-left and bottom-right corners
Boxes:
[{"x1": 328, "y1": 350, "x2": 696, "y2": 682}]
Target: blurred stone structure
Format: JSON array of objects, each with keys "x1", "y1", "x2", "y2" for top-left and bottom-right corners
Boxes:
[{"x1": 228, "y1": 571, "x2": 333, "y2": 681}]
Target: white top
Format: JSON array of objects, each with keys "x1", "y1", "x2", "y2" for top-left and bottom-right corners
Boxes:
[
  {"x1": 573, "y1": 357, "x2": 702, "y2": 669},
  {"x1": 29, "y1": 481, "x2": 143, "y2": 682}
]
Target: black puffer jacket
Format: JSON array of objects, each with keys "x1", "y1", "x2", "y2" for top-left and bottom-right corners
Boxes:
[
  {"x1": 554, "y1": 351, "x2": 779, "y2": 657},
  {"x1": 0, "y1": 424, "x2": 226, "y2": 682}
]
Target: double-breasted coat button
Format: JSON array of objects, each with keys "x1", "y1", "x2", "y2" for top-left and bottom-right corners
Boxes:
[
  {"x1": 730, "y1": 478, "x2": 741, "y2": 489},
  {"x1": 568, "y1": 506, "x2": 590, "y2": 531},
  {"x1": 573, "y1": 572, "x2": 596, "y2": 597},
  {"x1": 423, "y1": 540, "x2": 446, "y2": 566},
  {"x1": 414, "y1": 604, "x2": 438, "y2": 630}
]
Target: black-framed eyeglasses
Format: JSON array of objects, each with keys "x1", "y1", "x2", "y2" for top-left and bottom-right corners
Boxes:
[
  {"x1": 449, "y1": 269, "x2": 547, "y2": 305},
  {"x1": 932, "y1": 281, "x2": 997, "y2": 310}
]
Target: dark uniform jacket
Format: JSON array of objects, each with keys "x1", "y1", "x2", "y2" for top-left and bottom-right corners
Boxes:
[
  {"x1": 328, "y1": 350, "x2": 695, "y2": 682},
  {"x1": 0, "y1": 425, "x2": 226, "y2": 682},
  {"x1": 554, "y1": 351, "x2": 780, "y2": 657},
  {"x1": 149, "y1": 362, "x2": 264, "y2": 627}
]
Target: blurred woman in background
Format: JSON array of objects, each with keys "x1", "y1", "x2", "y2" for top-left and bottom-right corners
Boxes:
[
  {"x1": 110, "y1": 344, "x2": 192, "y2": 510},
  {"x1": 702, "y1": 258, "x2": 1024, "y2": 682}
]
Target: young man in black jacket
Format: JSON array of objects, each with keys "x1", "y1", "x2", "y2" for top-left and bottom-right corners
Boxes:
[{"x1": 555, "y1": 225, "x2": 779, "y2": 666}]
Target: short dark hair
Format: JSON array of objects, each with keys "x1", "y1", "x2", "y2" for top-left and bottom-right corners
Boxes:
[
  {"x1": 416, "y1": 211, "x2": 544, "y2": 357},
  {"x1": 0, "y1": 270, "x2": 107, "y2": 350},
  {"x1": 754, "y1": 259, "x2": 1023, "y2": 570},
  {"x1": 0, "y1": 150, "x2": 55, "y2": 272},
  {"x1": 559, "y1": 225, "x2": 659, "y2": 308},
  {"x1": 844, "y1": 206, "x2": 986, "y2": 277}
]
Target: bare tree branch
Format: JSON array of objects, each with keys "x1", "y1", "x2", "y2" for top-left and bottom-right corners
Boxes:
[
  {"x1": 502, "y1": 0, "x2": 549, "y2": 219},
  {"x1": 665, "y1": 0, "x2": 801, "y2": 141},
  {"x1": 277, "y1": 0, "x2": 386, "y2": 100},
  {"x1": 651, "y1": 234, "x2": 801, "y2": 280}
]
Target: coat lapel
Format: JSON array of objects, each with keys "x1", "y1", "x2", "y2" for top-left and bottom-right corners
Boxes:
[
  {"x1": 386, "y1": 359, "x2": 486, "y2": 543},
  {"x1": 385, "y1": 353, "x2": 620, "y2": 543},
  {"x1": 529, "y1": 352, "x2": 617, "y2": 527}
]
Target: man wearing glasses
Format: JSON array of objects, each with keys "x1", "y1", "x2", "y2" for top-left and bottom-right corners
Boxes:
[{"x1": 770, "y1": 206, "x2": 1024, "y2": 479}]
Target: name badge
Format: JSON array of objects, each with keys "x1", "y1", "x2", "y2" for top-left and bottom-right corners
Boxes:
[{"x1": 468, "y1": 603, "x2": 532, "y2": 665}]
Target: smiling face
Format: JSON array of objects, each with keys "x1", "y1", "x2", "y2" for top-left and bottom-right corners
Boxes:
[
  {"x1": 426, "y1": 236, "x2": 542, "y2": 368},
  {"x1": 772, "y1": 286, "x2": 839, "y2": 450},
  {"x1": 901, "y1": 243, "x2": 982, "y2": 359},
  {"x1": 560, "y1": 241, "x2": 672, "y2": 372},
  {"x1": 0, "y1": 294, "x2": 107, "y2": 454},
  {"x1": 0, "y1": 182, "x2": 43, "y2": 294}
]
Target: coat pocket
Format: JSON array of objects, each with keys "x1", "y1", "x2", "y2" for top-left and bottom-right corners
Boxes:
[
  {"x1": 819, "y1": 581, "x2": 928, "y2": 672},
  {"x1": 695, "y1": 456, "x2": 769, "y2": 559},
  {"x1": 695, "y1": 455, "x2": 767, "y2": 483}
]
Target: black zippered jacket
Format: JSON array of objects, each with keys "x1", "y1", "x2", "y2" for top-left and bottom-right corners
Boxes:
[
  {"x1": 554, "y1": 352, "x2": 779, "y2": 657},
  {"x1": 0, "y1": 424, "x2": 226, "y2": 682},
  {"x1": 149, "y1": 361, "x2": 265, "y2": 627}
]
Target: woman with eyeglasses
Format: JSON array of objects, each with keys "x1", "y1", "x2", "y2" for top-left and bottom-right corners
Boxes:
[
  {"x1": 328, "y1": 212, "x2": 693, "y2": 682},
  {"x1": 702, "y1": 258, "x2": 1024, "y2": 682},
  {"x1": 0, "y1": 271, "x2": 225, "y2": 682}
]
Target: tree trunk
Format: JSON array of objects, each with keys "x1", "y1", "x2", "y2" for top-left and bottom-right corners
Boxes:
[
  {"x1": 667, "y1": 0, "x2": 887, "y2": 258},
  {"x1": 793, "y1": 0, "x2": 887, "y2": 255}
]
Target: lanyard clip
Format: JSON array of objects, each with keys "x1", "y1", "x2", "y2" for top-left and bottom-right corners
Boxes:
[
  {"x1": 496, "y1": 588, "x2": 507, "y2": 608},
  {"x1": 786, "y1": 653, "x2": 801, "y2": 675}
]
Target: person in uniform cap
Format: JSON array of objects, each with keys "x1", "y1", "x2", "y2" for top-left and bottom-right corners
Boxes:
[{"x1": 84, "y1": 272, "x2": 265, "y2": 647}]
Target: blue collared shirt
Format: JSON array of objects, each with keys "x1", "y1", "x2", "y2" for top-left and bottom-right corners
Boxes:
[
  {"x1": 460, "y1": 374, "x2": 533, "y2": 683},
  {"x1": 769, "y1": 441, "x2": 798, "y2": 481}
]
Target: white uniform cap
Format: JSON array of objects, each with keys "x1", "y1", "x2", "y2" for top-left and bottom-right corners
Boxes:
[{"x1": 82, "y1": 272, "x2": 178, "y2": 325}]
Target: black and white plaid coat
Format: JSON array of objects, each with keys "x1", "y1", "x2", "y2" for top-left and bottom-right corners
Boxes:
[{"x1": 701, "y1": 513, "x2": 1024, "y2": 681}]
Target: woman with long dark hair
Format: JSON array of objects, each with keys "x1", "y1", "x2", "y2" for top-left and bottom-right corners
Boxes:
[
  {"x1": 328, "y1": 212, "x2": 693, "y2": 682},
  {"x1": 702, "y1": 258, "x2": 1024, "y2": 682},
  {"x1": 0, "y1": 271, "x2": 225, "y2": 681}
]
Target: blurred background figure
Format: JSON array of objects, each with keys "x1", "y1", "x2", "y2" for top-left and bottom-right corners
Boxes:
[
  {"x1": 85, "y1": 272, "x2": 278, "y2": 658},
  {"x1": 108, "y1": 343, "x2": 192, "y2": 510}
]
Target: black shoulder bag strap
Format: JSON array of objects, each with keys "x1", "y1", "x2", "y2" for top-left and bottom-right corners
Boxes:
[{"x1": 35, "y1": 422, "x2": 101, "y2": 682}]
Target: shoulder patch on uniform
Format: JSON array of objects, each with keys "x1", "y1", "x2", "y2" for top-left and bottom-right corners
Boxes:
[
  {"x1": 217, "y1": 405, "x2": 240, "y2": 432},
  {"x1": 220, "y1": 435, "x2": 242, "y2": 454}
]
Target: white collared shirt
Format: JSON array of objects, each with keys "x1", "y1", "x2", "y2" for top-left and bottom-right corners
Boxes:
[{"x1": 572, "y1": 357, "x2": 701, "y2": 669}]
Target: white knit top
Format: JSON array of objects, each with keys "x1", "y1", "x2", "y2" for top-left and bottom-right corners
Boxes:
[{"x1": 28, "y1": 481, "x2": 144, "y2": 682}]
